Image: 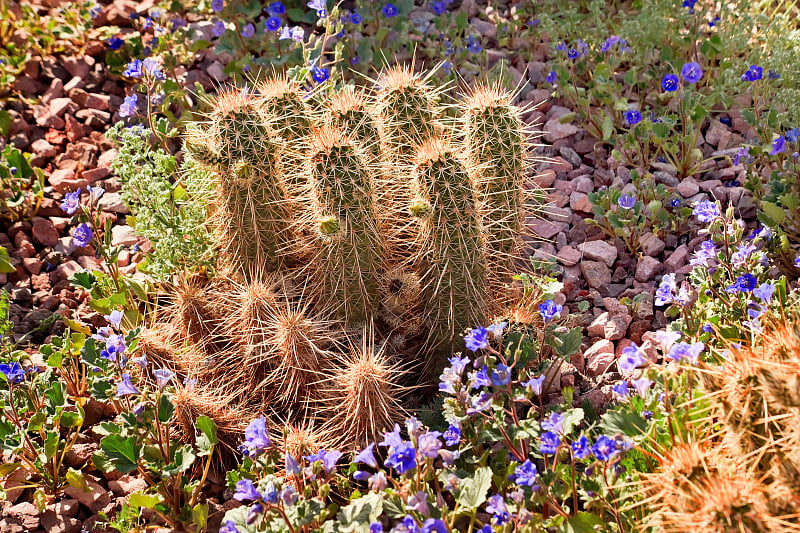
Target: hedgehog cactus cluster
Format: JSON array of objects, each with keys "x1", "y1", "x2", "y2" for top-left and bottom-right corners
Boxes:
[
  {"x1": 639, "y1": 324, "x2": 800, "y2": 532},
  {"x1": 141, "y1": 67, "x2": 538, "y2": 454}
]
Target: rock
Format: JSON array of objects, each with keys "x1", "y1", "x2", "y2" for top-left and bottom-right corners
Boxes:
[
  {"x1": 527, "y1": 61, "x2": 547, "y2": 84},
  {"x1": 587, "y1": 312, "x2": 610, "y2": 337},
  {"x1": 111, "y1": 225, "x2": 138, "y2": 246},
  {"x1": 31, "y1": 138, "x2": 58, "y2": 159},
  {"x1": 65, "y1": 479, "x2": 111, "y2": 513},
  {"x1": 82, "y1": 166, "x2": 111, "y2": 183},
  {"x1": 533, "y1": 168, "x2": 556, "y2": 188},
  {"x1": 664, "y1": 244, "x2": 689, "y2": 272},
  {"x1": 585, "y1": 339, "x2": 616, "y2": 377},
  {"x1": 49, "y1": 97, "x2": 76, "y2": 117},
  {"x1": 64, "y1": 442, "x2": 99, "y2": 468},
  {"x1": 98, "y1": 192, "x2": 129, "y2": 214},
  {"x1": 604, "y1": 314, "x2": 631, "y2": 340},
  {"x1": 31, "y1": 218, "x2": 60, "y2": 247},
  {"x1": 635, "y1": 256, "x2": 663, "y2": 282},
  {"x1": 676, "y1": 177, "x2": 700, "y2": 198},
  {"x1": 559, "y1": 146, "x2": 582, "y2": 168},
  {"x1": 470, "y1": 18, "x2": 497, "y2": 39},
  {"x1": 639, "y1": 233, "x2": 665, "y2": 257},
  {"x1": 207, "y1": 60, "x2": 226, "y2": 81},
  {"x1": 543, "y1": 117, "x2": 578, "y2": 143},
  {"x1": 109, "y1": 475, "x2": 148, "y2": 496},
  {"x1": 40, "y1": 514, "x2": 81, "y2": 533},
  {"x1": 581, "y1": 260, "x2": 611, "y2": 289},
  {"x1": 6, "y1": 502, "x2": 40, "y2": 529},
  {"x1": 50, "y1": 261, "x2": 83, "y2": 285},
  {"x1": 527, "y1": 217, "x2": 566, "y2": 239},
  {"x1": 85, "y1": 93, "x2": 111, "y2": 111},
  {"x1": 582, "y1": 388, "x2": 612, "y2": 410},
  {"x1": 577, "y1": 240, "x2": 617, "y2": 267},
  {"x1": 569, "y1": 191, "x2": 592, "y2": 212},
  {"x1": 49, "y1": 169, "x2": 88, "y2": 194},
  {"x1": 556, "y1": 245, "x2": 581, "y2": 266},
  {"x1": 2, "y1": 468, "x2": 31, "y2": 503}
]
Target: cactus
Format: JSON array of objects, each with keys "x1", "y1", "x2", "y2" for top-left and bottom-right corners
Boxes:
[
  {"x1": 304, "y1": 125, "x2": 387, "y2": 324},
  {"x1": 411, "y1": 137, "x2": 489, "y2": 355},
  {"x1": 207, "y1": 88, "x2": 294, "y2": 277},
  {"x1": 153, "y1": 68, "x2": 534, "y2": 453},
  {"x1": 462, "y1": 83, "x2": 532, "y2": 275}
]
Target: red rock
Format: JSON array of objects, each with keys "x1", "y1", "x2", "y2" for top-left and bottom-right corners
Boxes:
[
  {"x1": 42, "y1": 78, "x2": 64, "y2": 105},
  {"x1": 527, "y1": 217, "x2": 566, "y2": 240},
  {"x1": 45, "y1": 129, "x2": 67, "y2": 145},
  {"x1": 585, "y1": 339, "x2": 615, "y2": 377},
  {"x1": 31, "y1": 138, "x2": 58, "y2": 158},
  {"x1": 85, "y1": 93, "x2": 111, "y2": 111},
  {"x1": 64, "y1": 479, "x2": 111, "y2": 513},
  {"x1": 65, "y1": 114, "x2": 85, "y2": 142},
  {"x1": 63, "y1": 57, "x2": 93, "y2": 80},
  {"x1": 11, "y1": 239, "x2": 35, "y2": 259},
  {"x1": 49, "y1": 97, "x2": 76, "y2": 117},
  {"x1": 82, "y1": 166, "x2": 111, "y2": 183},
  {"x1": 109, "y1": 475, "x2": 148, "y2": 496},
  {"x1": 31, "y1": 273, "x2": 51, "y2": 292},
  {"x1": 6, "y1": 502, "x2": 40, "y2": 529},
  {"x1": 22, "y1": 257, "x2": 42, "y2": 275},
  {"x1": 533, "y1": 169, "x2": 556, "y2": 188},
  {"x1": 31, "y1": 218, "x2": 59, "y2": 247},
  {"x1": 49, "y1": 169, "x2": 88, "y2": 194},
  {"x1": 50, "y1": 261, "x2": 83, "y2": 285}
]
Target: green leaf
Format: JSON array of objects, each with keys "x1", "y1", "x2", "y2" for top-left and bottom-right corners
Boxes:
[
  {"x1": 192, "y1": 503, "x2": 209, "y2": 529},
  {"x1": 69, "y1": 270, "x2": 96, "y2": 290},
  {"x1": 601, "y1": 409, "x2": 648, "y2": 437},
  {"x1": 128, "y1": 491, "x2": 162, "y2": 509},
  {"x1": 195, "y1": 415, "x2": 218, "y2": 445},
  {"x1": 164, "y1": 445, "x2": 196, "y2": 475},
  {"x1": 741, "y1": 109, "x2": 757, "y2": 126},
  {"x1": 560, "y1": 512, "x2": 603, "y2": 533},
  {"x1": 65, "y1": 468, "x2": 91, "y2": 492},
  {"x1": 560, "y1": 408, "x2": 585, "y2": 434},
  {"x1": 27, "y1": 411, "x2": 47, "y2": 432},
  {"x1": 337, "y1": 492, "x2": 383, "y2": 532},
  {"x1": 0, "y1": 462, "x2": 21, "y2": 477},
  {"x1": 60, "y1": 410, "x2": 83, "y2": 428},
  {"x1": 761, "y1": 201, "x2": 786, "y2": 224},
  {"x1": 0, "y1": 246, "x2": 16, "y2": 274},
  {"x1": 99, "y1": 434, "x2": 140, "y2": 474},
  {"x1": 457, "y1": 466, "x2": 492, "y2": 509},
  {"x1": 157, "y1": 394, "x2": 174, "y2": 424},
  {"x1": 553, "y1": 327, "x2": 582, "y2": 359},
  {"x1": 601, "y1": 114, "x2": 613, "y2": 142},
  {"x1": 44, "y1": 430, "x2": 60, "y2": 460},
  {"x1": 0, "y1": 110, "x2": 12, "y2": 137}
]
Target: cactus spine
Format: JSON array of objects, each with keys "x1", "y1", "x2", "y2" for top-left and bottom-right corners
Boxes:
[
  {"x1": 463, "y1": 84, "x2": 529, "y2": 273},
  {"x1": 306, "y1": 126, "x2": 386, "y2": 324},
  {"x1": 412, "y1": 137, "x2": 488, "y2": 354}
]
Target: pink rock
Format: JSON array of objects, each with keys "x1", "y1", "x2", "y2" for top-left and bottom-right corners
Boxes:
[
  {"x1": 676, "y1": 177, "x2": 700, "y2": 198},
  {"x1": 639, "y1": 233, "x2": 665, "y2": 257},
  {"x1": 49, "y1": 97, "x2": 75, "y2": 117},
  {"x1": 581, "y1": 260, "x2": 611, "y2": 289},
  {"x1": 577, "y1": 240, "x2": 617, "y2": 267},
  {"x1": 109, "y1": 475, "x2": 148, "y2": 497},
  {"x1": 664, "y1": 244, "x2": 689, "y2": 272},
  {"x1": 31, "y1": 138, "x2": 58, "y2": 158},
  {"x1": 543, "y1": 117, "x2": 578, "y2": 143},
  {"x1": 6, "y1": 502, "x2": 40, "y2": 529},
  {"x1": 556, "y1": 246, "x2": 581, "y2": 266},
  {"x1": 49, "y1": 169, "x2": 88, "y2": 194},
  {"x1": 31, "y1": 217, "x2": 59, "y2": 247},
  {"x1": 635, "y1": 256, "x2": 663, "y2": 282},
  {"x1": 549, "y1": 156, "x2": 572, "y2": 174},
  {"x1": 533, "y1": 168, "x2": 556, "y2": 188},
  {"x1": 585, "y1": 339, "x2": 616, "y2": 377},
  {"x1": 82, "y1": 166, "x2": 111, "y2": 183},
  {"x1": 64, "y1": 479, "x2": 111, "y2": 513},
  {"x1": 569, "y1": 191, "x2": 593, "y2": 213},
  {"x1": 85, "y1": 93, "x2": 111, "y2": 111},
  {"x1": 527, "y1": 217, "x2": 566, "y2": 239}
]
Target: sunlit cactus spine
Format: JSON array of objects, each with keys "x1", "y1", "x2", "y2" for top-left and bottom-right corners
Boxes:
[
  {"x1": 206, "y1": 88, "x2": 293, "y2": 278},
  {"x1": 326, "y1": 86, "x2": 382, "y2": 163},
  {"x1": 462, "y1": 84, "x2": 530, "y2": 272},
  {"x1": 411, "y1": 136, "x2": 489, "y2": 357},
  {"x1": 256, "y1": 76, "x2": 314, "y2": 193},
  {"x1": 304, "y1": 125, "x2": 387, "y2": 324}
]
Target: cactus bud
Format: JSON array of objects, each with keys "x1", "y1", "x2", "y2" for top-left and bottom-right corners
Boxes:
[
  {"x1": 409, "y1": 199, "x2": 431, "y2": 218},
  {"x1": 318, "y1": 215, "x2": 341, "y2": 236}
]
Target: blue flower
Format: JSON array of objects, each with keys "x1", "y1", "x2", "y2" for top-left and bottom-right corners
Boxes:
[
  {"x1": 285, "y1": 453, "x2": 300, "y2": 475},
  {"x1": 241, "y1": 416, "x2": 271, "y2": 456},
  {"x1": 444, "y1": 424, "x2": 461, "y2": 446},
  {"x1": 385, "y1": 441, "x2": 416, "y2": 473},
  {"x1": 470, "y1": 365, "x2": 491, "y2": 389},
  {"x1": 741, "y1": 65, "x2": 762, "y2": 82},
  {"x1": 432, "y1": 1, "x2": 446, "y2": 14},
  {"x1": 682, "y1": 0, "x2": 697, "y2": 12},
  {"x1": 219, "y1": 519, "x2": 240, "y2": 533},
  {"x1": 466, "y1": 35, "x2": 482, "y2": 54},
  {"x1": 538, "y1": 299, "x2": 562, "y2": 322},
  {"x1": 90, "y1": 6, "x2": 101, "y2": 18},
  {"x1": 466, "y1": 392, "x2": 493, "y2": 414},
  {"x1": 61, "y1": 188, "x2": 82, "y2": 215},
  {"x1": 727, "y1": 273, "x2": 757, "y2": 293},
  {"x1": 322, "y1": 449, "x2": 343, "y2": 472},
  {"x1": 350, "y1": 11, "x2": 362, "y2": 24},
  {"x1": 753, "y1": 282, "x2": 775, "y2": 302},
  {"x1": 153, "y1": 368, "x2": 174, "y2": 389},
  {"x1": 382, "y1": 3, "x2": 398, "y2": 17},
  {"x1": 280, "y1": 486, "x2": 297, "y2": 505},
  {"x1": 592, "y1": 435, "x2": 618, "y2": 461},
  {"x1": 441, "y1": 60, "x2": 452, "y2": 75},
  {"x1": 490, "y1": 364, "x2": 511, "y2": 386},
  {"x1": 0, "y1": 362, "x2": 25, "y2": 384},
  {"x1": 662, "y1": 74, "x2": 679, "y2": 92},
  {"x1": 142, "y1": 58, "x2": 165, "y2": 80},
  {"x1": 667, "y1": 341, "x2": 704, "y2": 363},
  {"x1": 104, "y1": 310, "x2": 123, "y2": 328},
  {"x1": 571, "y1": 435, "x2": 591, "y2": 459},
  {"x1": 600, "y1": 35, "x2": 620, "y2": 53},
  {"x1": 690, "y1": 239, "x2": 717, "y2": 267},
  {"x1": 556, "y1": 42, "x2": 567, "y2": 52},
  {"x1": 307, "y1": 0, "x2": 327, "y2": 17},
  {"x1": 612, "y1": 381, "x2": 629, "y2": 399},
  {"x1": 263, "y1": 481, "x2": 278, "y2": 504},
  {"x1": 632, "y1": 377, "x2": 652, "y2": 397},
  {"x1": 394, "y1": 516, "x2": 421, "y2": 533},
  {"x1": 513, "y1": 459, "x2": 538, "y2": 486},
  {"x1": 464, "y1": 327, "x2": 489, "y2": 351},
  {"x1": 624, "y1": 110, "x2": 642, "y2": 126},
  {"x1": 731, "y1": 243, "x2": 756, "y2": 267},
  {"x1": 312, "y1": 66, "x2": 330, "y2": 83},
  {"x1": 212, "y1": 20, "x2": 226, "y2": 37},
  {"x1": 116, "y1": 373, "x2": 140, "y2": 397},
  {"x1": 567, "y1": 48, "x2": 579, "y2": 60},
  {"x1": 211, "y1": 0, "x2": 224, "y2": 12},
  {"x1": 241, "y1": 23, "x2": 255, "y2": 38},
  {"x1": 266, "y1": 16, "x2": 281, "y2": 31},
  {"x1": 692, "y1": 200, "x2": 720, "y2": 223},
  {"x1": 486, "y1": 321, "x2": 507, "y2": 339},
  {"x1": 768, "y1": 69, "x2": 781, "y2": 79},
  {"x1": 681, "y1": 62, "x2": 703, "y2": 84},
  {"x1": 546, "y1": 70, "x2": 557, "y2": 84},
  {"x1": 786, "y1": 128, "x2": 800, "y2": 143},
  {"x1": 771, "y1": 135, "x2": 786, "y2": 155},
  {"x1": 418, "y1": 431, "x2": 442, "y2": 458},
  {"x1": 233, "y1": 479, "x2": 262, "y2": 501},
  {"x1": 268, "y1": 1, "x2": 285, "y2": 15},
  {"x1": 523, "y1": 374, "x2": 546, "y2": 396},
  {"x1": 618, "y1": 194, "x2": 636, "y2": 209},
  {"x1": 119, "y1": 94, "x2": 138, "y2": 118},
  {"x1": 542, "y1": 411, "x2": 564, "y2": 434},
  {"x1": 123, "y1": 59, "x2": 144, "y2": 78},
  {"x1": 540, "y1": 431, "x2": 560, "y2": 455},
  {"x1": 380, "y1": 423, "x2": 404, "y2": 448},
  {"x1": 422, "y1": 519, "x2": 447, "y2": 533},
  {"x1": 72, "y1": 223, "x2": 93, "y2": 248},
  {"x1": 486, "y1": 494, "x2": 509, "y2": 524},
  {"x1": 618, "y1": 343, "x2": 645, "y2": 372},
  {"x1": 370, "y1": 523, "x2": 384, "y2": 533},
  {"x1": 108, "y1": 36, "x2": 124, "y2": 50},
  {"x1": 354, "y1": 443, "x2": 378, "y2": 468}
]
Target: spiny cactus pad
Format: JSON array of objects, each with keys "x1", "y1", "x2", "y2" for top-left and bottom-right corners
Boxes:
[{"x1": 154, "y1": 68, "x2": 540, "y2": 452}]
